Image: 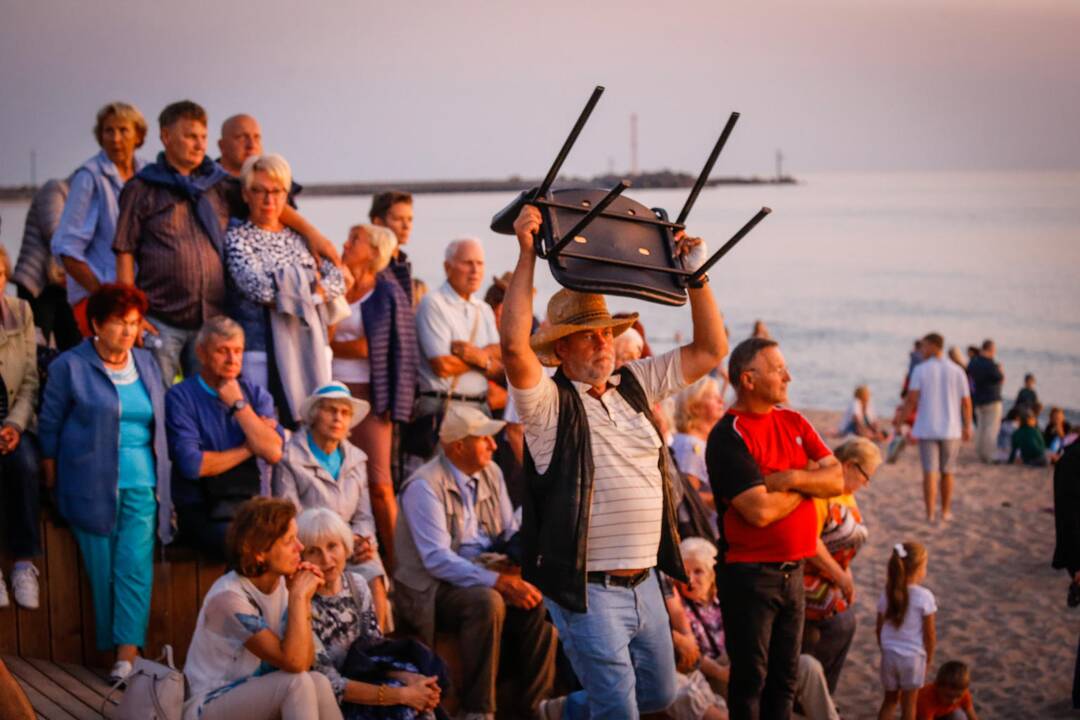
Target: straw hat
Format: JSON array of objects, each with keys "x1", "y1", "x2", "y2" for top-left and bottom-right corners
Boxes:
[
  {"x1": 529, "y1": 289, "x2": 638, "y2": 367},
  {"x1": 439, "y1": 403, "x2": 506, "y2": 443},
  {"x1": 300, "y1": 382, "x2": 370, "y2": 429}
]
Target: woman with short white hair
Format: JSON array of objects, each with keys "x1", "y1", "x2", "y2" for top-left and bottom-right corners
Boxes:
[
  {"x1": 670, "y1": 376, "x2": 724, "y2": 510},
  {"x1": 272, "y1": 382, "x2": 390, "y2": 629},
  {"x1": 224, "y1": 154, "x2": 346, "y2": 393},
  {"x1": 296, "y1": 507, "x2": 445, "y2": 719}
]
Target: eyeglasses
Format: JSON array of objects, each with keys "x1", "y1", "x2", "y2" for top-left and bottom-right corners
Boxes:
[
  {"x1": 249, "y1": 186, "x2": 287, "y2": 199},
  {"x1": 853, "y1": 463, "x2": 871, "y2": 483}
]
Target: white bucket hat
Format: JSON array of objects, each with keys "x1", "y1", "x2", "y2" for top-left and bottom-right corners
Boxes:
[{"x1": 300, "y1": 382, "x2": 370, "y2": 429}]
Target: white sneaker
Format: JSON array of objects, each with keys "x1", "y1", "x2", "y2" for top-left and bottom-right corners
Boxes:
[
  {"x1": 0, "y1": 571, "x2": 9, "y2": 608},
  {"x1": 11, "y1": 565, "x2": 39, "y2": 609},
  {"x1": 537, "y1": 696, "x2": 568, "y2": 720},
  {"x1": 109, "y1": 660, "x2": 134, "y2": 684}
]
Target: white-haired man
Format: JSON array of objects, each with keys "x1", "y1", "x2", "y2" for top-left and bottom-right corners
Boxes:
[
  {"x1": 395, "y1": 403, "x2": 556, "y2": 720},
  {"x1": 409, "y1": 239, "x2": 503, "y2": 461},
  {"x1": 501, "y1": 204, "x2": 728, "y2": 719}
]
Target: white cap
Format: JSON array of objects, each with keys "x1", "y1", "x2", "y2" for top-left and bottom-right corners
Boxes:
[{"x1": 439, "y1": 403, "x2": 506, "y2": 443}]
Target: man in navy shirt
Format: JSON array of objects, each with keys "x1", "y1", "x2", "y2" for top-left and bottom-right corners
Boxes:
[
  {"x1": 966, "y1": 339, "x2": 1004, "y2": 463},
  {"x1": 165, "y1": 316, "x2": 283, "y2": 559}
]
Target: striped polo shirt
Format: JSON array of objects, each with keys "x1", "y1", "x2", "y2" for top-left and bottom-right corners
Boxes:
[{"x1": 510, "y1": 350, "x2": 686, "y2": 572}]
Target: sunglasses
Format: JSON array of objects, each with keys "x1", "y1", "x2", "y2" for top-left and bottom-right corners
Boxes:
[{"x1": 853, "y1": 463, "x2": 871, "y2": 483}]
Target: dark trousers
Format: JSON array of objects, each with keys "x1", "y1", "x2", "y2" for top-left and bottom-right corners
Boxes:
[
  {"x1": 0, "y1": 434, "x2": 41, "y2": 558},
  {"x1": 1074, "y1": 631, "x2": 1080, "y2": 709},
  {"x1": 719, "y1": 561, "x2": 805, "y2": 720},
  {"x1": 807, "y1": 605, "x2": 857, "y2": 694},
  {"x1": 17, "y1": 284, "x2": 80, "y2": 351},
  {"x1": 434, "y1": 584, "x2": 556, "y2": 715},
  {"x1": 176, "y1": 506, "x2": 229, "y2": 562}
]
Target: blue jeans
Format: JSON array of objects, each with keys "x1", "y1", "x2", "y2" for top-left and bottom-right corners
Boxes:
[{"x1": 544, "y1": 571, "x2": 677, "y2": 719}]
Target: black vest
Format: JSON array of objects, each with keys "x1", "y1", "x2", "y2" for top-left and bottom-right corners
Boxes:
[{"x1": 521, "y1": 366, "x2": 686, "y2": 612}]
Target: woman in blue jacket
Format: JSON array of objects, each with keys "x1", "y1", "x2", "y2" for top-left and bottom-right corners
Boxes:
[{"x1": 38, "y1": 284, "x2": 172, "y2": 682}]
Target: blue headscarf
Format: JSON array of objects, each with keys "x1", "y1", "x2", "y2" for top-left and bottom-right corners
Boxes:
[{"x1": 137, "y1": 153, "x2": 230, "y2": 255}]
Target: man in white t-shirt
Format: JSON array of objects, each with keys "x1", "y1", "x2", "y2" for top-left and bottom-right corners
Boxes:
[{"x1": 896, "y1": 333, "x2": 972, "y2": 522}]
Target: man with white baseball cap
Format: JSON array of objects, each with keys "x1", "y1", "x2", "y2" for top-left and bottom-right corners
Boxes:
[{"x1": 394, "y1": 403, "x2": 556, "y2": 720}]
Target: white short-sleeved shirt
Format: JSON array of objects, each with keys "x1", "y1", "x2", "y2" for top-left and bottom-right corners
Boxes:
[
  {"x1": 838, "y1": 397, "x2": 876, "y2": 435},
  {"x1": 877, "y1": 584, "x2": 937, "y2": 657},
  {"x1": 415, "y1": 281, "x2": 499, "y2": 397},
  {"x1": 509, "y1": 350, "x2": 687, "y2": 571},
  {"x1": 331, "y1": 291, "x2": 374, "y2": 384},
  {"x1": 671, "y1": 432, "x2": 709, "y2": 482},
  {"x1": 182, "y1": 572, "x2": 289, "y2": 719},
  {"x1": 909, "y1": 356, "x2": 971, "y2": 440}
]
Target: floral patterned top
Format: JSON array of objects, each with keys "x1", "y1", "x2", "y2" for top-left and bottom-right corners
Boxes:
[
  {"x1": 225, "y1": 220, "x2": 345, "y2": 305},
  {"x1": 684, "y1": 595, "x2": 726, "y2": 662},
  {"x1": 311, "y1": 573, "x2": 429, "y2": 720}
]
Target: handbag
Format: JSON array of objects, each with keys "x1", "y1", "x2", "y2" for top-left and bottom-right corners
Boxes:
[{"x1": 105, "y1": 645, "x2": 185, "y2": 720}]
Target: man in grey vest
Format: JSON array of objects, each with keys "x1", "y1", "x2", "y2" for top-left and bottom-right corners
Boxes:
[
  {"x1": 394, "y1": 403, "x2": 556, "y2": 720},
  {"x1": 501, "y1": 205, "x2": 728, "y2": 719}
]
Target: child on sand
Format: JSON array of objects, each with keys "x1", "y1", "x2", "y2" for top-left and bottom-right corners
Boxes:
[
  {"x1": 1009, "y1": 410, "x2": 1050, "y2": 467},
  {"x1": 877, "y1": 542, "x2": 936, "y2": 720},
  {"x1": 915, "y1": 661, "x2": 979, "y2": 720}
]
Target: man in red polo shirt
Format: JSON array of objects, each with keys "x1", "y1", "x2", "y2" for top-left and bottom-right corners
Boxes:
[{"x1": 706, "y1": 337, "x2": 843, "y2": 720}]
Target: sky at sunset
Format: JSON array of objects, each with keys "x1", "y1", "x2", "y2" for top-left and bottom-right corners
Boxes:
[{"x1": 2, "y1": 0, "x2": 1079, "y2": 185}]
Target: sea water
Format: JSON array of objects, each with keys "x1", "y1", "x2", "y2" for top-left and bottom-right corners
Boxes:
[{"x1": 3, "y1": 170, "x2": 1077, "y2": 414}]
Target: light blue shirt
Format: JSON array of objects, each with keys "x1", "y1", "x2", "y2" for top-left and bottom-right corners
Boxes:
[
  {"x1": 414, "y1": 281, "x2": 499, "y2": 397},
  {"x1": 399, "y1": 459, "x2": 518, "y2": 589},
  {"x1": 51, "y1": 150, "x2": 147, "y2": 304},
  {"x1": 307, "y1": 431, "x2": 343, "y2": 480}
]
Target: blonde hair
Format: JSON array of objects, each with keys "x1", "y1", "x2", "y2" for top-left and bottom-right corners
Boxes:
[
  {"x1": 296, "y1": 507, "x2": 355, "y2": 557},
  {"x1": 94, "y1": 101, "x2": 148, "y2": 148},
  {"x1": 0, "y1": 245, "x2": 11, "y2": 277},
  {"x1": 674, "y1": 376, "x2": 720, "y2": 433},
  {"x1": 348, "y1": 224, "x2": 397, "y2": 274},
  {"x1": 240, "y1": 153, "x2": 292, "y2": 193},
  {"x1": 833, "y1": 436, "x2": 882, "y2": 468},
  {"x1": 884, "y1": 541, "x2": 928, "y2": 627}
]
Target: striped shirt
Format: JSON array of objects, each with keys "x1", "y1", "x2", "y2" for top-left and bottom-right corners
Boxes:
[{"x1": 510, "y1": 350, "x2": 687, "y2": 571}]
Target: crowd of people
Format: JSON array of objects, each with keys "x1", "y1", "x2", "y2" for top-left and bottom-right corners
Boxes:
[{"x1": 0, "y1": 95, "x2": 1074, "y2": 720}]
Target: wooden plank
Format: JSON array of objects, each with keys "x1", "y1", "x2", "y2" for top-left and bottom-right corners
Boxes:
[
  {"x1": 24, "y1": 659, "x2": 112, "y2": 719},
  {"x1": 166, "y1": 556, "x2": 198, "y2": 667},
  {"x1": 56, "y1": 663, "x2": 116, "y2": 702},
  {"x1": 0, "y1": 511, "x2": 18, "y2": 655},
  {"x1": 15, "y1": 516, "x2": 52, "y2": 659},
  {"x1": 10, "y1": 677, "x2": 77, "y2": 720},
  {"x1": 45, "y1": 521, "x2": 84, "y2": 663},
  {"x1": 78, "y1": 565, "x2": 109, "y2": 670},
  {"x1": 143, "y1": 552, "x2": 171, "y2": 661},
  {"x1": 4, "y1": 655, "x2": 98, "y2": 719},
  {"x1": 196, "y1": 560, "x2": 225, "y2": 607}
]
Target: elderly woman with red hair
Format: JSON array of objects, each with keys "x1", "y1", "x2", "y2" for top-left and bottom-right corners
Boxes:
[{"x1": 38, "y1": 283, "x2": 172, "y2": 681}]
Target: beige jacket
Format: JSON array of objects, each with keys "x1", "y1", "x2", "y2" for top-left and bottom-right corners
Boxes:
[
  {"x1": 393, "y1": 451, "x2": 507, "y2": 644},
  {"x1": 0, "y1": 296, "x2": 39, "y2": 432}
]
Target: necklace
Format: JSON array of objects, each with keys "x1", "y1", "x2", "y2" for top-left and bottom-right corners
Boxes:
[{"x1": 93, "y1": 339, "x2": 128, "y2": 369}]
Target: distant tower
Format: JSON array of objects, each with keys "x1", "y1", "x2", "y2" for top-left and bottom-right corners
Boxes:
[
  {"x1": 630, "y1": 113, "x2": 639, "y2": 176},
  {"x1": 775, "y1": 149, "x2": 783, "y2": 181}
]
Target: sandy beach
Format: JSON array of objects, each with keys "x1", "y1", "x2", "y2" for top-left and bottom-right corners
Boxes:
[{"x1": 799, "y1": 410, "x2": 1079, "y2": 719}]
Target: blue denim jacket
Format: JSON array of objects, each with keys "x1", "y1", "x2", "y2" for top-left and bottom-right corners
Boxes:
[
  {"x1": 51, "y1": 151, "x2": 147, "y2": 305},
  {"x1": 37, "y1": 340, "x2": 173, "y2": 541}
]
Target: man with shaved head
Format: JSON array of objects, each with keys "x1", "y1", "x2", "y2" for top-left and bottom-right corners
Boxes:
[{"x1": 216, "y1": 114, "x2": 262, "y2": 177}]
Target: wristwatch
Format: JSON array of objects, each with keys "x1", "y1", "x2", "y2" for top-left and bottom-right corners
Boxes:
[{"x1": 227, "y1": 399, "x2": 248, "y2": 417}]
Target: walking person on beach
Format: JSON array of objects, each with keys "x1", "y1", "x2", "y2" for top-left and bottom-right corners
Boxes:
[
  {"x1": 895, "y1": 333, "x2": 972, "y2": 522},
  {"x1": 501, "y1": 204, "x2": 728, "y2": 719},
  {"x1": 966, "y1": 339, "x2": 1004, "y2": 463},
  {"x1": 877, "y1": 542, "x2": 936, "y2": 720},
  {"x1": 705, "y1": 337, "x2": 843, "y2": 720}
]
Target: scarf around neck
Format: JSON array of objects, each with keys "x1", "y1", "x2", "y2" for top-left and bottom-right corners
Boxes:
[{"x1": 138, "y1": 153, "x2": 230, "y2": 255}]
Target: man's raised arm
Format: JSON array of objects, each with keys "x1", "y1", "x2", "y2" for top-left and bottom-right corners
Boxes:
[
  {"x1": 500, "y1": 205, "x2": 544, "y2": 390},
  {"x1": 676, "y1": 233, "x2": 728, "y2": 384}
]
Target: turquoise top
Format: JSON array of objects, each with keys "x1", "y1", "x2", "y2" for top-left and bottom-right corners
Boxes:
[
  {"x1": 109, "y1": 357, "x2": 155, "y2": 489},
  {"x1": 307, "y1": 432, "x2": 343, "y2": 480}
]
